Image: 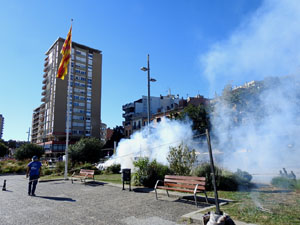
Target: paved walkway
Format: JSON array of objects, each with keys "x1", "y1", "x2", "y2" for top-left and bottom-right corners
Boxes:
[{"x1": 0, "y1": 175, "x2": 208, "y2": 225}]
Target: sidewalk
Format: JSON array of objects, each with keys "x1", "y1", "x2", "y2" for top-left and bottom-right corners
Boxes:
[{"x1": 3, "y1": 175, "x2": 256, "y2": 225}]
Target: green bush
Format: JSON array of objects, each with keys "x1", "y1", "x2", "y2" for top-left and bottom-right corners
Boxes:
[
  {"x1": 42, "y1": 168, "x2": 53, "y2": 176},
  {"x1": 271, "y1": 176, "x2": 296, "y2": 189},
  {"x1": 105, "y1": 164, "x2": 121, "y2": 174},
  {"x1": 15, "y1": 143, "x2": 44, "y2": 160},
  {"x1": 0, "y1": 142, "x2": 9, "y2": 157},
  {"x1": 193, "y1": 164, "x2": 252, "y2": 191},
  {"x1": 295, "y1": 180, "x2": 300, "y2": 191},
  {"x1": 193, "y1": 163, "x2": 222, "y2": 191},
  {"x1": 0, "y1": 160, "x2": 28, "y2": 174},
  {"x1": 69, "y1": 138, "x2": 104, "y2": 163},
  {"x1": 218, "y1": 174, "x2": 239, "y2": 191},
  {"x1": 54, "y1": 161, "x2": 73, "y2": 175},
  {"x1": 167, "y1": 143, "x2": 196, "y2": 175},
  {"x1": 133, "y1": 157, "x2": 172, "y2": 188},
  {"x1": 233, "y1": 169, "x2": 252, "y2": 186}
]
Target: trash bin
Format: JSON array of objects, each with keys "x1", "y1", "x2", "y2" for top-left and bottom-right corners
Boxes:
[{"x1": 122, "y1": 168, "x2": 131, "y2": 191}]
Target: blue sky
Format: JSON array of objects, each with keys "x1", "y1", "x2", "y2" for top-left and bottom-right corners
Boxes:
[{"x1": 2, "y1": 0, "x2": 299, "y2": 141}]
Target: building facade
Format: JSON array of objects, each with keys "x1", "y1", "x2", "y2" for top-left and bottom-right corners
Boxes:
[
  {"x1": 122, "y1": 94, "x2": 180, "y2": 138},
  {"x1": 0, "y1": 114, "x2": 4, "y2": 139},
  {"x1": 31, "y1": 38, "x2": 102, "y2": 156}
]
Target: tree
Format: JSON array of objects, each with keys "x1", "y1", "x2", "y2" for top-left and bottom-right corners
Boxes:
[
  {"x1": 7, "y1": 140, "x2": 17, "y2": 149},
  {"x1": 15, "y1": 143, "x2": 44, "y2": 160},
  {"x1": 69, "y1": 137, "x2": 104, "y2": 163},
  {"x1": 0, "y1": 142, "x2": 9, "y2": 157},
  {"x1": 167, "y1": 143, "x2": 196, "y2": 175},
  {"x1": 103, "y1": 126, "x2": 125, "y2": 149},
  {"x1": 176, "y1": 104, "x2": 210, "y2": 134}
]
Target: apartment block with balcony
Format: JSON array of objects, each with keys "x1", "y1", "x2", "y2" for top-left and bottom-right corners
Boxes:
[
  {"x1": 31, "y1": 38, "x2": 102, "y2": 156},
  {"x1": 122, "y1": 94, "x2": 180, "y2": 138}
]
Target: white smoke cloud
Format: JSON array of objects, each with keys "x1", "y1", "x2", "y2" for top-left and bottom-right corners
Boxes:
[
  {"x1": 200, "y1": 0, "x2": 300, "y2": 182},
  {"x1": 101, "y1": 118, "x2": 197, "y2": 171},
  {"x1": 200, "y1": 0, "x2": 300, "y2": 94}
]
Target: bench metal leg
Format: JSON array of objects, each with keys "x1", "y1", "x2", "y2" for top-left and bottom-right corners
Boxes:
[
  {"x1": 166, "y1": 190, "x2": 169, "y2": 197},
  {"x1": 194, "y1": 193, "x2": 198, "y2": 207},
  {"x1": 204, "y1": 191, "x2": 208, "y2": 203},
  {"x1": 194, "y1": 184, "x2": 199, "y2": 207}
]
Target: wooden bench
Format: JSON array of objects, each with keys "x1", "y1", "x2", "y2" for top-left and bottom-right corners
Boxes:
[
  {"x1": 154, "y1": 175, "x2": 208, "y2": 206},
  {"x1": 71, "y1": 169, "x2": 95, "y2": 184}
]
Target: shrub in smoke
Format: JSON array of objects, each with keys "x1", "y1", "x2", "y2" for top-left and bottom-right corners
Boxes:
[
  {"x1": 133, "y1": 157, "x2": 171, "y2": 188},
  {"x1": 193, "y1": 163, "x2": 222, "y2": 191},
  {"x1": 167, "y1": 143, "x2": 196, "y2": 176},
  {"x1": 233, "y1": 169, "x2": 252, "y2": 185},
  {"x1": 193, "y1": 164, "x2": 252, "y2": 191},
  {"x1": 271, "y1": 176, "x2": 296, "y2": 189},
  {"x1": 105, "y1": 164, "x2": 121, "y2": 174}
]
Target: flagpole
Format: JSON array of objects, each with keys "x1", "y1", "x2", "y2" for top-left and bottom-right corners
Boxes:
[{"x1": 64, "y1": 19, "x2": 73, "y2": 180}]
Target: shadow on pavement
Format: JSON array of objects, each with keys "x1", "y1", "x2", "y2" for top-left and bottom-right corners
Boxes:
[
  {"x1": 132, "y1": 187, "x2": 154, "y2": 193},
  {"x1": 85, "y1": 181, "x2": 107, "y2": 187},
  {"x1": 174, "y1": 196, "x2": 229, "y2": 207},
  {"x1": 36, "y1": 196, "x2": 76, "y2": 202}
]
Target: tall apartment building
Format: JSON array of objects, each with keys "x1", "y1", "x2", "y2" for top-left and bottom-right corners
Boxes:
[
  {"x1": 31, "y1": 38, "x2": 102, "y2": 156},
  {"x1": 0, "y1": 114, "x2": 4, "y2": 139}
]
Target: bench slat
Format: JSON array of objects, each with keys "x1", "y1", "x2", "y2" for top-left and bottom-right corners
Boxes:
[
  {"x1": 165, "y1": 175, "x2": 205, "y2": 181},
  {"x1": 156, "y1": 186, "x2": 204, "y2": 193},
  {"x1": 164, "y1": 182, "x2": 206, "y2": 191},
  {"x1": 164, "y1": 178, "x2": 206, "y2": 186}
]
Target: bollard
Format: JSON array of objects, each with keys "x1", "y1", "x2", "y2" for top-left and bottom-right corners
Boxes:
[{"x1": 2, "y1": 180, "x2": 6, "y2": 191}]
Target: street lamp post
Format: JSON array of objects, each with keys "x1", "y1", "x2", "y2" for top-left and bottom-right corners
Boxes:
[{"x1": 141, "y1": 54, "x2": 156, "y2": 126}]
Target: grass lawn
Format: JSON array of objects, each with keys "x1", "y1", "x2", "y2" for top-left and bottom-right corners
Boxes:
[
  {"x1": 206, "y1": 187, "x2": 300, "y2": 225},
  {"x1": 94, "y1": 173, "x2": 122, "y2": 184}
]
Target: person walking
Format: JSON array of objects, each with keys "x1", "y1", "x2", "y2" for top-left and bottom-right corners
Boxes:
[{"x1": 26, "y1": 156, "x2": 42, "y2": 196}]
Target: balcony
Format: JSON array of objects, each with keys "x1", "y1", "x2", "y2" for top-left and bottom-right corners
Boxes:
[
  {"x1": 122, "y1": 103, "x2": 134, "y2": 110},
  {"x1": 42, "y1": 78, "x2": 47, "y2": 84},
  {"x1": 42, "y1": 90, "x2": 46, "y2": 96},
  {"x1": 41, "y1": 96, "x2": 46, "y2": 102},
  {"x1": 122, "y1": 112, "x2": 134, "y2": 118},
  {"x1": 42, "y1": 84, "x2": 46, "y2": 90},
  {"x1": 43, "y1": 73, "x2": 48, "y2": 78}
]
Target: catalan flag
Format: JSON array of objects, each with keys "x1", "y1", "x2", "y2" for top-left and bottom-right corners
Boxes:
[{"x1": 56, "y1": 26, "x2": 72, "y2": 80}]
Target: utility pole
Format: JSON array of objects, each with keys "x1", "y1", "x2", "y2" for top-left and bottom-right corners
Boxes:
[{"x1": 26, "y1": 127, "x2": 31, "y2": 142}]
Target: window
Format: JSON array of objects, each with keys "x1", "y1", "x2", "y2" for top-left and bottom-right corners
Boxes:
[
  {"x1": 74, "y1": 88, "x2": 85, "y2": 94},
  {"x1": 75, "y1": 62, "x2": 86, "y2": 69},
  {"x1": 73, "y1": 108, "x2": 85, "y2": 114},
  {"x1": 72, "y1": 122, "x2": 84, "y2": 127},
  {"x1": 73, "y1": 115, "x2": 85, "y2": 120},
  {"x1": 76, "y1": 57, "x2": 86, "y2": 63},
  {"x1": 75, "y1": 50, "x2": 86, "y2": 56}
]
